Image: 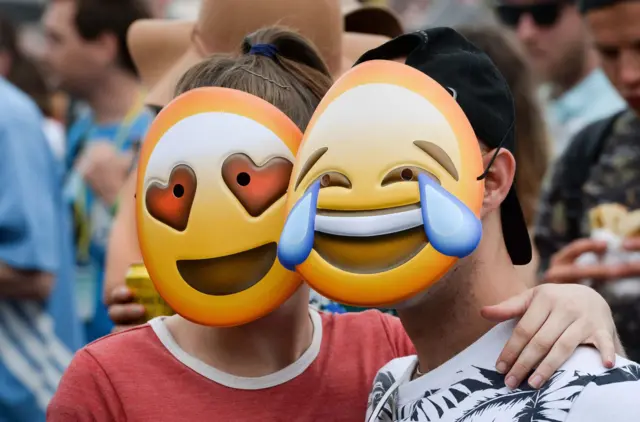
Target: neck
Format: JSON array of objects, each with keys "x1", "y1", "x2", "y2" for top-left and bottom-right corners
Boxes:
[
  {"x1": 166, "y1": 286, "x2": 314, "y2": 377},
  {"x1": 550, "y1": 49, "x2": 599, "y2": 99},
  {"x1": 397, "y1": 233, "x2": 527, "y2": 373},
  {"x1": 84, "y1": 70, "x2": 142, "y2": 125}
]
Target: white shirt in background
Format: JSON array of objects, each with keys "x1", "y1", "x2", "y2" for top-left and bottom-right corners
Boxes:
[
  {"x1": 42, "y1": 118, "x2": 65, "y2": 163},
  {"x1": 366, "y1": 320, "x2": 640, "y2": 422}
]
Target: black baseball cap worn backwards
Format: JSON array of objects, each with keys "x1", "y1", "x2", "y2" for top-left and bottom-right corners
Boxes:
[{"x1": 355, "y1": 27, "x2": 532, "y2": 265}]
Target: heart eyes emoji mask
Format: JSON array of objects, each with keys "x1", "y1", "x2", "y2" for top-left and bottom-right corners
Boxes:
[
  {"x1": 137, "y1": 87, "x2": 303, "y2": 327},
  {"x1": 278, "y1": 60, "x2": 485, "y2": 307}
]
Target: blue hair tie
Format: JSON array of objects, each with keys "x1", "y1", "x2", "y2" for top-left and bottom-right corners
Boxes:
[{"x1": 249, "y1": 44, "x2": 278, "y2": 59}]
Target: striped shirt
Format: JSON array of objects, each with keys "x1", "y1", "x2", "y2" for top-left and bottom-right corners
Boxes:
[{"x1": 0, "y1": 78, "x2": 82, "y2": 422}]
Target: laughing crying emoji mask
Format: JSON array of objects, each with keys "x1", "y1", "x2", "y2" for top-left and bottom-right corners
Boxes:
[
  {"x1": 278, "y1": 60, "x2": 484, "y2": 307},
  {"x1": 137, "y1": 87, "x2": 303, "y2": 327}
]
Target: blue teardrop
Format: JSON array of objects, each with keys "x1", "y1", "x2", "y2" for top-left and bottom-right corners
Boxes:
[
  {"x1": 277, "y1": 181, "x2": 321, "y2": 271},
  {"x1": 418, "y1": 173, "x2": 482, "y2": 258}
]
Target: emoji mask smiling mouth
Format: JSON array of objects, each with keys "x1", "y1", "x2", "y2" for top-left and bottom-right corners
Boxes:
[
  {"x1": 176, "y1": 242, "x2": 277, "y2": 295},
  {"x1": 313, "y1": 204, "x2": 428, "y2": 274}
]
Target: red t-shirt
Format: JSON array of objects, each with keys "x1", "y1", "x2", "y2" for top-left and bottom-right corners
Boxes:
[{"x1": 48, "y1": 309, "x2": 415, "y2": 421}]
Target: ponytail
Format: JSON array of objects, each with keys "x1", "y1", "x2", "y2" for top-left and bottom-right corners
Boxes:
[{"x1": 175, "y1": 26, "x2": 333, "y2": 131}]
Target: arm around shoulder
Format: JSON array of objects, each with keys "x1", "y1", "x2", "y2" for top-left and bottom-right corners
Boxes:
[{"x1": 47, "y1": 349, "x2": 124, "y2": 421}]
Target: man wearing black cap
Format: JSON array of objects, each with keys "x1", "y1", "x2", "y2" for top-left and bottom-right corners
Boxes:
[{"x1": 357, "y1": 27, "x2": 640, "y2": 422}]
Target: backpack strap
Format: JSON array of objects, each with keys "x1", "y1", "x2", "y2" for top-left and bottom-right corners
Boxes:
[{"x1": 559, "y1": 110, "x2": 626, "y2": 240}]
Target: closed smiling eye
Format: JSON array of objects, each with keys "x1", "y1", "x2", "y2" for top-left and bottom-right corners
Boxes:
[
  {"x1": 319, "y1": 171, "x2": 351, "y2": 189},
  {"x1": 381, "y1": 166, "x2": 440, "y2": 186}
]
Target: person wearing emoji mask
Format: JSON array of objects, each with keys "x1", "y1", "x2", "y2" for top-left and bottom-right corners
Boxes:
[
  {"x1": 103, "y1": 0, "x2": 400, "y2": 322},
  {"x1": 49, "y1": 26, "x2": 622, "y2": 422},
  {"x1": 276, "y1": 27, "x2": 640, "y2": 421}
]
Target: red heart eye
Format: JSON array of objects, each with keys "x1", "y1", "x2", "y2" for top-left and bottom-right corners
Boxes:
[
  {"x1": 222, "y1": 153, "x2": 293, "y2": 217},
  {"x1": 145, "y1": 164, "x2": 197, "y2": 231}
]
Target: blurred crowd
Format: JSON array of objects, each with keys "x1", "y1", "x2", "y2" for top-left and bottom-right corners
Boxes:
[{"x1": 0, "y1": 0, "x2": 639, "y2": 420}]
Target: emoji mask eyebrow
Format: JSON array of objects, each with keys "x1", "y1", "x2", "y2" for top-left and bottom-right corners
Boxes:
[
  {"x1": 413, "y1": 140, "x2": 459, "y2": 181},
  {"x1": 294, "y1": 147, "x2": 328, "y2": 190}
]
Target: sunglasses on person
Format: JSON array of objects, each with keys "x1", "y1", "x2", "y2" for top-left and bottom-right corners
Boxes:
[{"x1": 496, "y1": 1, "x2": 575, "y2": 29}]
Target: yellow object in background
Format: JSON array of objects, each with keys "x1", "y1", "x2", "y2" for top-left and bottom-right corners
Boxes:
[
  {"x1": 126, "y1": 263, "x2": 175, "y2": 321},
  {"x1": 365, "y1": 0, "x2": 388, "y2": 5}
]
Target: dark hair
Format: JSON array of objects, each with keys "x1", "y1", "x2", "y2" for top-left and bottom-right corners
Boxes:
[
  {"x1": 66, "y1": 0, "x2": 150, "y2": 75},
  {"x1": 458, "y1": 25, "x2": 551, "y2": 228},
  {"x1": 0, "y1": 14, "x2": 53, "y2": 116},
  {"x1": 579, "y1": 0, "x2": 632, "y2": 13},
  {"x1": 176, "y1": 26, "x2": 333, "y2": 131}
]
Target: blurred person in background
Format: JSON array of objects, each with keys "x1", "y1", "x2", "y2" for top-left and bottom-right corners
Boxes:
[
  {"x1": 0, "y1": 14, "x2": 65, "y2": 163},
  {"x1": 0, "y1": 74, "x2": 82, "y2": 421},
  {"x1": 144, "y1": 0, "x2": 173, "y2": 18},
  {"x1": 422, "y1": 0, "x2": 493, "y2": 29},
  {"x1": 537, "y1": 0, "x2": 640, "y2": 361},
  {"x1": 494, "y1": 0, "x2": 625, "y2": 156},
  {"x1": 458, "y1": 25, "x2": 552, "y2": 287},
  {"x1": 102, "y1": 0, "x2": 398, "y2": 327},
  {"x1": 388, "y1": 0, "x2": 433, "y2": 31},
  {"x1": 41, "y1": 0, "x2": 153, "y2": 343}
]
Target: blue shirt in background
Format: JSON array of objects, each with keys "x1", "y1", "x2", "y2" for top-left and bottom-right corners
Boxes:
[
  {"x1": 64, "y1": 103, "x2": 153, "y2": 343},
  {"x1": 542, "y1": 68, "x2": 627, "y2": 157},
  {"x1": 0, "y1": 78, "x2": 83, "y2": 422}
]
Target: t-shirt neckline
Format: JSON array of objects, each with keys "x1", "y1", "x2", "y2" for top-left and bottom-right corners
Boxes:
[{"x1": 149, "y1": 308, "x2": 323, "y2": 390}]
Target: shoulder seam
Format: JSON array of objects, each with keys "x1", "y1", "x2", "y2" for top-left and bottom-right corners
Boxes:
[
  {"x1": 83, "y1": 348, "x2": 127, "y2": 420},
  {"x1": 85, "y1": 324, "x2": 151, "y2": 347},
  {"x1": 376, "y1": 311, "x2": 398, "y2": 357}
]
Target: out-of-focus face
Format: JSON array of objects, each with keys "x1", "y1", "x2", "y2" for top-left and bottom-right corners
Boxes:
[
  {"x1": 496, "y1": 0, "x2": 588, "y2": 85},
  {"x1": 41, "y1": 0, "x2": 112, "y2": 97},
  {"x1": 587, "y1": 2, "x2": 640, "y2": 115}
]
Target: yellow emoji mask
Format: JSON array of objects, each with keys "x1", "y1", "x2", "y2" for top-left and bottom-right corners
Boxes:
[
  {"x1": 278, "y1": 60, "x2": 485, "y2": 307},
  {"x1": 137, "y1": 87, "x2": 303, "y2": 327}
]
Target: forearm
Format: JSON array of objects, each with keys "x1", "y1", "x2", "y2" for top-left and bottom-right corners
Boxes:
[
  {"x1": 103, "y1": 174, "x2": 141, "y2": 304},
  {"x1": 0, "y1": 263, "x2": 53, "y2": 301}
]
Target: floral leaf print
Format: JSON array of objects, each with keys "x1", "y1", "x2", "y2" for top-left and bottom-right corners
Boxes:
[
  {"x1": 456, "y1": 371, "x2": 576, "y2": 422},
  {"x1": 456, "y1": 389, "x2": 536, "y2": 422},
  {"x1": 369, "y1": 371, "x2": 396, "y2": 419},
  {"x1": 370, "y1": 359, "x2": 640, "y2": 421},
  {"x1": 592, "y1": 364, "x2": 640, "y2": 386},
  {"x1": 409, "y1": 399, "x2": 432, "y2": 422},
  {"x1": 514, "y1": 376, "x2": 569, "y2": 422},
  {"x1": 456, "y1": 367, "x2": 506, "y2": 393}
]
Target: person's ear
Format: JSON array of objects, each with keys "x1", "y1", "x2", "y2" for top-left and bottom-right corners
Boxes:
[
  {"x1": 92, "y1": 32, "x2": 118, "y2": 67},
  {"x1": 480, "y1": 148, "x2": 516, "y2": 218}
]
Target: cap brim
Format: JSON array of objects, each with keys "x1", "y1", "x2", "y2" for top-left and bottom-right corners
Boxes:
[
  {"x1": 343, "y1": 6, "x2": 404, "y2": 38},
  {"x1": 501, "y1": 187, "x2": 532, "y2": 265}
]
